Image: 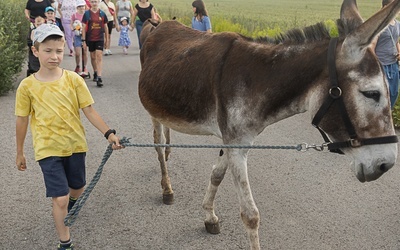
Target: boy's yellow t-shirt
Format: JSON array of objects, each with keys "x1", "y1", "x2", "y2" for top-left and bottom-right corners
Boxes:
[{"x1": 15, "y1": 70, "x2": 95, "y2": 161}]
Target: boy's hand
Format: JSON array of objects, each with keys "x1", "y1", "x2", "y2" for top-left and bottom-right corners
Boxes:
[
  {"x1": 108, "y1": 134, "x2": 124, "y2": 150},
  {"x1": 16, "y1": 154, "x2": 27, "y2": 171}
]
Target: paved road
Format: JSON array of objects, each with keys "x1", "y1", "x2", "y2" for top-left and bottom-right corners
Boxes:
[{"x1": 1, "y1": 30, "x2": 400, "y2": 250}]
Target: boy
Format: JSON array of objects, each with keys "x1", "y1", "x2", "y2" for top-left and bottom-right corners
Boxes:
[
  {"x1": 15, "y1": 24, "x2": 123, "y2": 250},
  {"x1": 44, "y1": 6, "x2": 60, "y2": 27},
  {"x1": 82, "y1": 0, "x2": 108, "y2": 87}
]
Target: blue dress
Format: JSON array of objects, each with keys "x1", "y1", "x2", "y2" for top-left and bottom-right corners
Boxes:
[{"x1": 118, "y1": 25, "x2": 131, "y2": 47}]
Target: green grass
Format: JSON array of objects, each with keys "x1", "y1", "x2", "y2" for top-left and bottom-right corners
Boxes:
[{"x1": 152, "y1": 0, "x2": 381, "y2": 32}]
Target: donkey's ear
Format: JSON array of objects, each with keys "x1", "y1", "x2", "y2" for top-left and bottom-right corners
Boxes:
[
  {"x1": 340, "y1": 0, "x2": 363, "y2": 30},
  {"x1": 340, "y1": 0, "x2": 400, "y2": 63}
]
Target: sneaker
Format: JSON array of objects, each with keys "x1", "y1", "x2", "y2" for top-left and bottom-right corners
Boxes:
[
  {"x1": 93, "y1": 72, "x2": 98, "y2": 82},
  {"x1": 108, "y1": 49, "x2": 112, "y2": 55},
  {"x1": 80, "y1": 67, "x2": 89, "y2": 77},
  {"x1": 57, "y1": 243, "x2": 74, "y2": 250},
  {"x1": 97, "y1": 77, "x2": 103, "y2": 87},
  {"x1": 74, "y1": 66, "x2": 80, "y2": 73},
  {"x1": 104, "y1": 50, "x2": 109, "y2": 56}
]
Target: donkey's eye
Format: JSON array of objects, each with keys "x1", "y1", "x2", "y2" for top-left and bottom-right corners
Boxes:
[{"x1": 361, "y1": 91, "x2": 380, "y2": 102}]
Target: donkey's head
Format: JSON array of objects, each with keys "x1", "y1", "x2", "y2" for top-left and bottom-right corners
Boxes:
[{"x1": 314, "y1": 0, "x2": 398, "y2": 182}]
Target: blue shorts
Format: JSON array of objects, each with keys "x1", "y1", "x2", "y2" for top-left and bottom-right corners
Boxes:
[
  {"x1": 74, "y1": 35, "x2": 83, "y2": 48},
  {"x1": 38, "y1": 153, "x2": 86, "y2": 197}
]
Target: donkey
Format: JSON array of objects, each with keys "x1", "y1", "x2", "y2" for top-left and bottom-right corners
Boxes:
[{"x1": 138, "y1": 0, "x2": 399, "y2": 249}]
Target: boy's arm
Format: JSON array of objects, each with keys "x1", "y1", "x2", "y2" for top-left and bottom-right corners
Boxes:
[
  {"x1": 82, "y1": 105, "x2": 123, "y2": 150},
  {"x1": 16, "y1": 116, "x2": 29, "y2": 171}
]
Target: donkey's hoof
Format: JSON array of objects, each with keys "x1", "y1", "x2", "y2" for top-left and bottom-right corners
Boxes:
[
  {"x1": 162, "y1": 193, "x2": 174, "y2": 205},
  {"x1": 205, "y1": 221, "x2": 220, "y2": 234}
]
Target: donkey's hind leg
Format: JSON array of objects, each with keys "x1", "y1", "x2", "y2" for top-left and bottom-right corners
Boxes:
[
  {"x1": 164, "y1": 127, "x2": 171, "y2": 161},
  {"x1": 202, "y1": 149, "x2": 229, "y2": 234},
  {"x1": 152, "y1": 118, "x2": 174, "y2": 204}
]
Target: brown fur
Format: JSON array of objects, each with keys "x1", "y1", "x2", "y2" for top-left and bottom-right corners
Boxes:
[{"x1": 137, "y1": 1, "x2": 399, "y2": 248}]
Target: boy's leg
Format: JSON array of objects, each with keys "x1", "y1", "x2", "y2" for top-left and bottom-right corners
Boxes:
[
  {"x1": 83, "y1": 43, "x2": 88, "y2": 73},
  {"x1": 68, "y1": 187, "x2": 84, "y2": 212},
  {"x1": 38, "y1": 157, "x2": 73, "y2": 248},
  {"x1": 95, "y1": 49, "x2": 103, "y2": 77},
  {"x1": 74, "y1": 47, "x2": 81, "y2": 72},
  {"x1": 52, "y1": 195, "x2": 71, "y2": 241},
  {"x1": 90, "y1": 51, "x2": 97, "y2": 74}
]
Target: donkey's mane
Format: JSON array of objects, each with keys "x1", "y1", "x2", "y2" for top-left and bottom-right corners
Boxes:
[{"x1": 252, "y1": 19, "x2": 358, "y2": 45}]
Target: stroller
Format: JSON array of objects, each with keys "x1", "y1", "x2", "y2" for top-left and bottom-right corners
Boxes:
[{"x1": 27, "y1": 25, "x2": 40, "y2": 76}]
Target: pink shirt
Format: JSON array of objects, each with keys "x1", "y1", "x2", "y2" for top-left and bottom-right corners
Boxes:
[
  {"x1": 71, "y1": 12, "x2": 84, "y2": 22},
  {"x1": 59, "y1": 0, "x2": 77, "y2": 20}
]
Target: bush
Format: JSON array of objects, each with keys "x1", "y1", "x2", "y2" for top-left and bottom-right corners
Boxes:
[{"x1": 0, "y1": 0, "x2": 29, "y2": 96}]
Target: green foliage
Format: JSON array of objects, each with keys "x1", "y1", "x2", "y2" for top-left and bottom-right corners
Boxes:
[{"x1": 0, "y1": 0, "x2": 29, "y2": 96}]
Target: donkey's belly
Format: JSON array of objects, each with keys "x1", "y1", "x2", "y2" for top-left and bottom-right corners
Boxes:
[{"x1": 152, "y1": 113, "x2": 222, "y2": 137}]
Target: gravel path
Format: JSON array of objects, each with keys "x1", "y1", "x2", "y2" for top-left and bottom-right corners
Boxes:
[{"x1": 1, "y1": 30, "x2": 400, "y2": 250}]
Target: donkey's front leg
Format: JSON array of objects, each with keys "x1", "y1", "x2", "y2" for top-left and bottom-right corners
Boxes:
[
  {"x1": 152, "y1": 118, "x2": 174, "y2": 204},
  {"x1": 230, "y1": 149, "x2": 260, "y2": 250},
  {"x1": 202, "y1": 149, "x2": 229, "y2": 234}
]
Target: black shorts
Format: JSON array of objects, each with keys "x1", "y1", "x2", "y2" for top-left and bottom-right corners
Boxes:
[
  {"x1": 107, "y1": 21, "x2": 113, "y2": 34},
  {"x1": 87, "y1": 40, "x2": 104, "y2": 52}
]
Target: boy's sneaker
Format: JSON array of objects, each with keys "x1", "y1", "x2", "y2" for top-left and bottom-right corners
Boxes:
[
  {"x1": 74, "y1": 66, "x2": 80, "y2": 73},
  {"x1": 93, "y1": 72, "x2": 98, "y2": 82},
  {"x1": 97, "y1": 77, "x2": 103, "y2": 87},
  {"x1": 57, "y1": 243, "x2": 74, "y2": 250}
]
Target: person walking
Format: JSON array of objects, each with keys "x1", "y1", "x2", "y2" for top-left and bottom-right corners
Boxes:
[
  {"x1": 131, "y1": 0, "x2": 155, "y2": 49},
  {"x1": 24, "y1": 0, "x2": 52, "y2": 23},
  {"x1": 82, "y1": 0, "x2": 109, "y2": 87},
  {"x1": 99, "y1": 0, "x2": 117, "y2": 55},
  {"x1": 191, "y1": 0, "x2": 212, "y2": 33},
  {"x1": 372, "y1": 0, "x2": 400, "y2": 109},
  {"x1": 116, "y1": 16, "x2": 133, "y2": 54},
  {"x1": 71, "y1": 0, "x2": 89, "y2": 75},
  {"x1": 15, "y1": 23, "x2": 124, "y2": 250},
  {"x1": 58, "y1": 0, "x2": 77, "y2": 56},
  {"x1": 115, "y1": 0, "x2": 134, "y2": 24},
  {"x1": 51, "y1": 0, "x2": 64, "y2": 31}
]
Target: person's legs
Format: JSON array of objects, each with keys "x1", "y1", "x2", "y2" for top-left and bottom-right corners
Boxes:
[
  {"x1": 39, "y1": 157, "x2": 72, "y2": 248},
  {"x1": 96, "y1": 49, "x2": 103, "y2": 76},
  {"x1": 135, "y1": 20, "x2": 143, "y2": 49},
  {"x1": 105, "y1": 21, "x2": 113, "y2": 55},
  {"x1": 82, "y1": 43, "x2": 88, "y2": 74},
  {"x1": 52, "y1": 195, "x2": 70, "y2": 241},
  {"x1": 61, "y1": 18, "x2": 74, "y2": 54},
  {"x1": 383, "y1": 63, "x2": 400, "y2": 109}
]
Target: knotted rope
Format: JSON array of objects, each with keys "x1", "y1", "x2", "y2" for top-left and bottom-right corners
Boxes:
[{"x1": 64, "y1": 137, "x2": 303, "y2": 227}]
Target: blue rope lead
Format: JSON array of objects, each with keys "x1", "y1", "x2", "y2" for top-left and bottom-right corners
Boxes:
[{"x1": 64, "y1": 137, "x2": 302, "y2": 227}]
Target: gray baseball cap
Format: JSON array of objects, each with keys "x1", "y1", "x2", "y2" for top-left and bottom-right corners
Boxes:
[{"x1": 33, "y1": 24, "x2": 64, "y2": 43}]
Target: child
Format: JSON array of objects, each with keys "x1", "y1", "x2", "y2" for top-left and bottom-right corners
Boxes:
[
  {"x1": 116, "y1": 16, "x2": 133, "y2": 55},
  {"x1": 191, "y1": 0, "x2": 212, "y2": 33},
  {"x1": 71, "y1": 0, "x2": 89, "y2": 76},
  {"x1": 15, "y1": 24, "x2": 124, "y2": 250},
  {"x1": 27, "y1": 15, "x2": 45, "y2": 76},
  {"x1": 82, "y1": 0, "x2": 108, "y2": 87},
  {"x1": 44, "y1": 6, "x2": 60, "y2": 27}
]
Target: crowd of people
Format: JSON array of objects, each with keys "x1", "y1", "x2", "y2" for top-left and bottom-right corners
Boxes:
[
  {"x1": 19, "y1": 1, "x2": 212, "y2": 250},
  {"x1": 24, "y1": 0, "x2": 212, "y2": 84}
]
